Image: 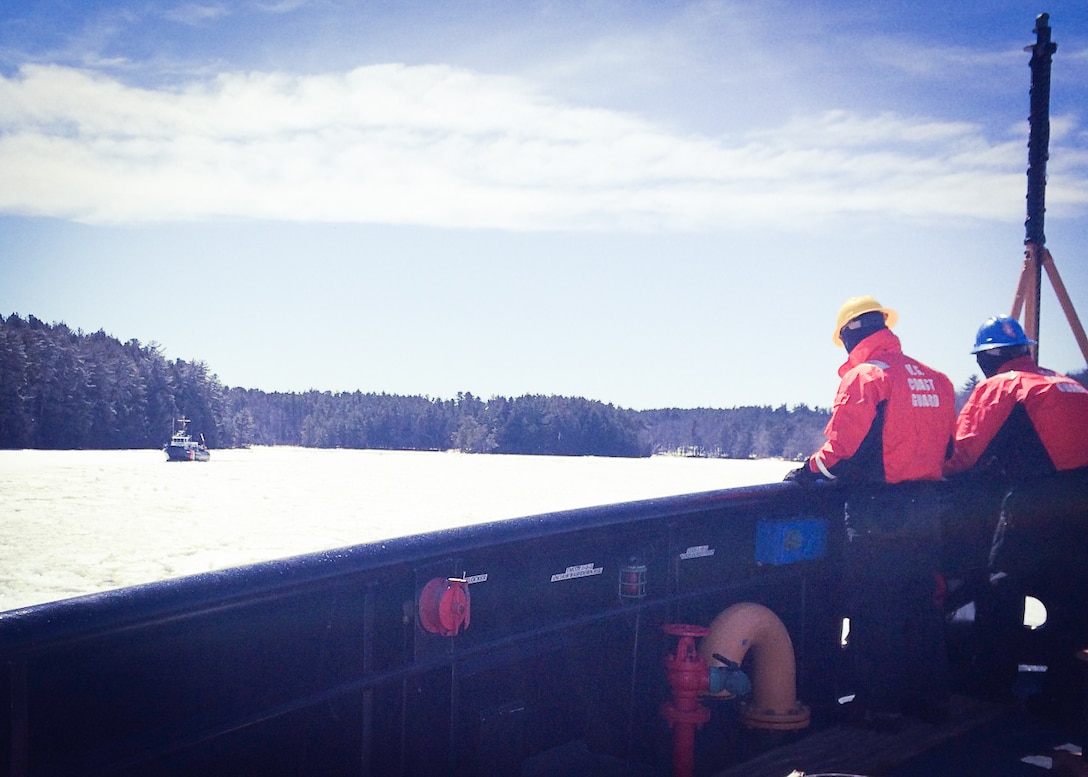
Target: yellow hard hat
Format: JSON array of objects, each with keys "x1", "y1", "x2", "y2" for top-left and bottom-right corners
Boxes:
[{"x1": 832, "y1": 295, "x2": 897, "y2": 346}]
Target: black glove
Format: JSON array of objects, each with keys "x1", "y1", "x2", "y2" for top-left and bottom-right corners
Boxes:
[{"x1": 784, "y1": 461, "x2": 818, "y2": 484}]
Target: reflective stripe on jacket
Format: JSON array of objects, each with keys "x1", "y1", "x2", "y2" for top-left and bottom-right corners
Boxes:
[
  {"x1": 810, "y1": 329, "x2": 955, "y2": 484},
  {"x1": 944, "y1": 355, "x2": 1088, "y2": 477}
]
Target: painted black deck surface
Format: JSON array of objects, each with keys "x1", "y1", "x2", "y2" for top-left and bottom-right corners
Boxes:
[
  {"x1": 886, "y1": 705, "x2": 1084, "y2": 777},
  {"x1": 709, "y1": 689, "x2": 1087, "y2": 777},
  {"x1": 711, "y1": 695, "x2": 1007, "y2": 777}
]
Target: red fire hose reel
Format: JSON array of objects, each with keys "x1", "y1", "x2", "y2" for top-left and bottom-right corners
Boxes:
[{"x1": 418, "y1": 577, "x2": 471, "y2": 637}]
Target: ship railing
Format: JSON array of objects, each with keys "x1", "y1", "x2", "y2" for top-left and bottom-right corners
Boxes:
[{"x1": 1, "y1": 471, "x2": 1084, "y2": 776}]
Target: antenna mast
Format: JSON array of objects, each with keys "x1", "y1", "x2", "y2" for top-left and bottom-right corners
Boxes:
[
  {"x1": 1023, "y1": 13, "x2": 1055, "y2": 254},
  {"x1": 1011, "y1": 14, "x2": 1088, "y2": 366}
]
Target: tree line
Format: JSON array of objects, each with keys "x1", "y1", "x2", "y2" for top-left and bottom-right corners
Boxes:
[{"x1": 0, "y1": 312, "x2": 948, "y2": 460}]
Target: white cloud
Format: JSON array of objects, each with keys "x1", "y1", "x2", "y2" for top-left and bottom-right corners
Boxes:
[
  {"x1": 0, "y1": 62, "x2": 1068, "y2": 230},
  {"x1": 252, "y1": 0, "x2": 311, "y2": 12},
  {"x1": 163, "y1": 4, "x2": 232, "y2": 25},
  {"x1": 859, "y1": 37, "x2": 1023, "y2": 80}
]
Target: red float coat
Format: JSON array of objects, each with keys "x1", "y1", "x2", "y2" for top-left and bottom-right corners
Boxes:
[
  {"x1": 807, "y1": 329, "x2": 955, "y2": 483},
  {"x1": 944, "y1": 355, "x2": 1088, "y2": 477}
]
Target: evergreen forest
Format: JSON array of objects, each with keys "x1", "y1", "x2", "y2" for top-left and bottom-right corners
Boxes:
[{"x1": 10, "y1": 313, "x2": 1067, "y2": 460}]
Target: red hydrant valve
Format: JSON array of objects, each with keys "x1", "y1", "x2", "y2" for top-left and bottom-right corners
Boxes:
[
  {"x1": 418, "y1": 577, "x2": 471, "y2": 637},
  {"x1": 661, "y1": 624, "x2": 711, "y2": 777}
]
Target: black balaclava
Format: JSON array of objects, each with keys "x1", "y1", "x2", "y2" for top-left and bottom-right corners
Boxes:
[
  {"x1": 976, "y1": 344, "x2": 1030, "y2": 378},
  {"x1": 840, "y1": 310, "x2": 887, "y2": 353}
]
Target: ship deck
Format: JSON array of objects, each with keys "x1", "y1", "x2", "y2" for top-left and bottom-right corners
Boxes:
[{"x1": 713, "y1": 693, "x2": 1086, "y2": 777}]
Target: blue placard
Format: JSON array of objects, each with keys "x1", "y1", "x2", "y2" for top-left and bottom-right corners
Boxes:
[{"x1": 755, "y1": 518, "x2": 828, "y2": 565}]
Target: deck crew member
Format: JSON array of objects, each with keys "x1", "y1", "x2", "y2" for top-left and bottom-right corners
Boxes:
[
  {"x1": 944, "y1": 314, "x2": 1088, "y2": 478},
  {"x1": 945, "y1": 314, "x2": 1088, "y2": 710},
  {"x1": 786, "y1": 295, "x2": 955, "y2": 484},
  {"x1": 786, "y1": 295, "x2": 956, "y2": 729}
]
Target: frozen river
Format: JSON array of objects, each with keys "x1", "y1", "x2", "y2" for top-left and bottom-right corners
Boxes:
[{"x1": 0, "y1": 447, "x2": 795, "y2": 613}]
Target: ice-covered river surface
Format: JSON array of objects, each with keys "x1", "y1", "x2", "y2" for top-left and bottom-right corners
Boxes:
[{"x1": 0, "y1": 447, "x2": 795, "y2": 613}]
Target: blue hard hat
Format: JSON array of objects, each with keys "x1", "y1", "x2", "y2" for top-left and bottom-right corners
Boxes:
[{"x1": 970, "y1": 315, "x2": 1036, "y2": 354}]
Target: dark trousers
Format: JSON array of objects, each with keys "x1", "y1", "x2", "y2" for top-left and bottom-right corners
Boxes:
[
  {"x1": 844, "y1": 486, "x2": 951, "y2": 718},
  {"x1": 987, "y1": 500, "x2": 1088, "y2": 710}
]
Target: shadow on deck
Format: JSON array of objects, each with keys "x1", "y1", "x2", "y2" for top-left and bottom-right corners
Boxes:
[{"x1": 711, "y1": 694, "x2": 1084, "y2": 777}]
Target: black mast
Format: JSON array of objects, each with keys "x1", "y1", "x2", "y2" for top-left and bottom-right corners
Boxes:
[{"x1": 1024, "y1": 13, "x2": 1057, "y2": 349}]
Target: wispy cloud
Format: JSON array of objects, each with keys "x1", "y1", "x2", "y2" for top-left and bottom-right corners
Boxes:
[
  {"x1": 251, "y1": 0, "x2": 312, "y2": 13},
  {"x1": 858, "y1": 37, "x2": 1024, "y2": 80},
  {"x1": 0, "y1": 62, "x2": 1076, "y2": 230},
  {"x1": 163, "y1": 4, "x2": 232, "y2": 25}
]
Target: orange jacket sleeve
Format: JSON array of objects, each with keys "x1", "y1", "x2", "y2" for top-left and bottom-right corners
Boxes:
[
  {"x1": 811, "y1": 365, "x2": 883, "y2": 478},
  {"x1": 944, "y1": 381, "x2": 1018, "y2": 475}
]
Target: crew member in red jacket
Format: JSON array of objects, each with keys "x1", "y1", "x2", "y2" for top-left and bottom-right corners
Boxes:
[
  {"x1": 945, "y1": 315, "x2": 1088, "y2": 708},
  {"x1": 787, "y1": 296, "x2": 956, "y2": 730},
  {"x1": 945, "y1": 315, "x2": 1088, "y2": 478},
  {"x1": 787, "y1": 295, "x2": 955, "y2": 484}
]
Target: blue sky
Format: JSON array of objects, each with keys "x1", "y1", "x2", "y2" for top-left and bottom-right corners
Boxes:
[{"x1": 2, "y1": 1, "x2": 1087, "y2": 411}]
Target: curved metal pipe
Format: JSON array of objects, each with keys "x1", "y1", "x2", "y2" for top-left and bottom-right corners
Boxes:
[{"x1": 698, "y1": 602, "x2": 811, "y2": 730}]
